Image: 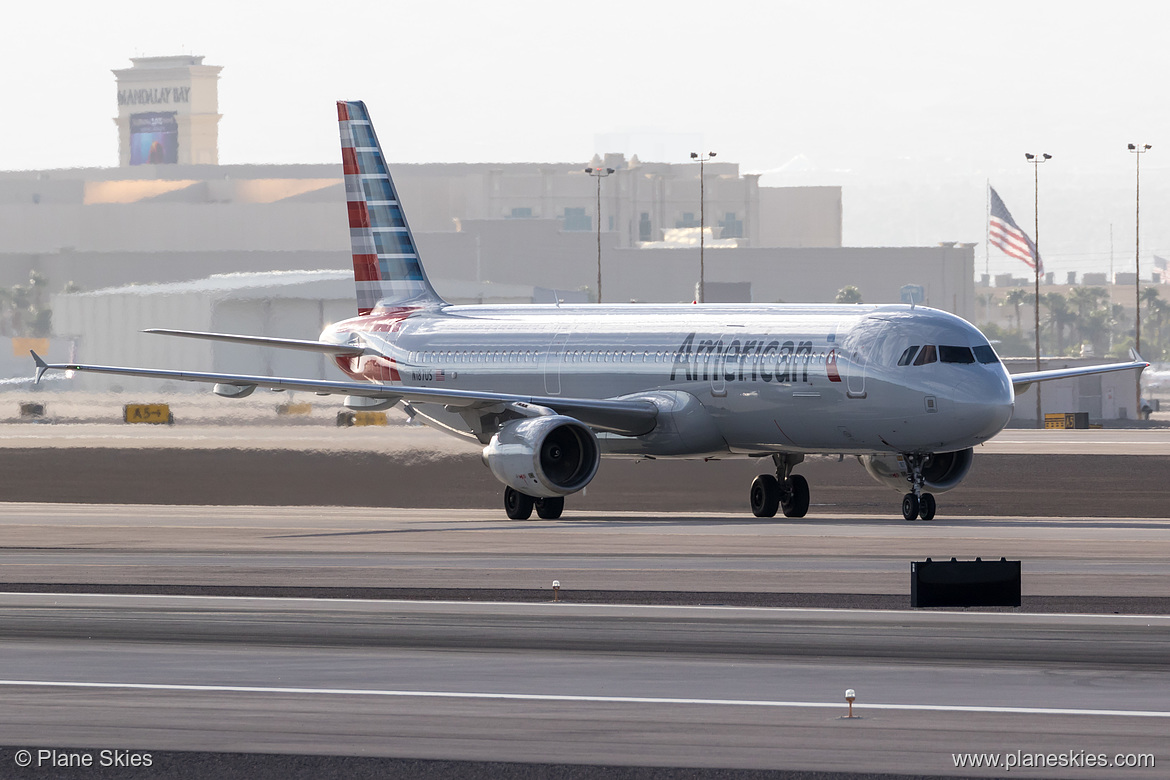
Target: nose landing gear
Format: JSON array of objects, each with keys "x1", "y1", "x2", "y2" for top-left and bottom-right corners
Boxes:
[{"x1": 900, "y1": 453, "x2": 937, "y2": 521}]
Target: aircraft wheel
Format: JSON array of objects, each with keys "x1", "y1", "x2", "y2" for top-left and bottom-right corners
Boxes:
[
  {"x1": 750, "y1": 474, "x2": 781, "y2": 518},
  {"x1": 535, "y1": 496, "x2": 565, "y2": 520},
  {"x1": 504, "y1": 487, "x2": 534, "y2": 520},
  {"x1": 918, "y1": 492, "x2": 937, "y2": 521},
  {"x1": 902, "y1": 493, "x2": 919, "y2": 521},
  {"x1": 781, "y1": 474, "x2": 810, "y2": 518}
]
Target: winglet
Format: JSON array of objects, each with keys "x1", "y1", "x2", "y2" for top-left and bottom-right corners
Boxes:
[
  {"x1": 30, "y1": 350, "x2": 49, "y2": 384},
  {"x1": 1129, "y1": 347, "x2": 1149, "y2": 367}
]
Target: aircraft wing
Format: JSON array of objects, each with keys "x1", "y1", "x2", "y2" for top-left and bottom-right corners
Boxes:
[
  {"x1": 1010, "y1": 351, "x2": 1149, "y2": 393},
  {"x1": 143, "y1": 329, "x2": 369, "y2": 356},
  {"x1": 30, "y1": 352, "x2": 658, "y2": 436}
]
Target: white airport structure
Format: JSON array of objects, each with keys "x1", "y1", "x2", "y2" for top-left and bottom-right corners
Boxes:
[{"x1": 0, "y1": 55, "x2": 1149, "y2": 420}]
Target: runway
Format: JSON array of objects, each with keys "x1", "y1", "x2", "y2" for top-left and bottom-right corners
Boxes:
[
  {"x1": 1, "y1": 422, "x2": 1168, "y2": 776},
  {"x1": 4, "y1": 430, "x2": 1170, "y2": 517},
  {"x1": 0, "y1": 594, "x2": 1165, "y2": 777},
  {"x1": 2, "y1": 504, "x2": 1169, "y2": 601}
]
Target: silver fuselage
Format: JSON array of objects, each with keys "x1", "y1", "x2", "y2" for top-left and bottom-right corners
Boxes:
[{"x1": 325, "y1": 302, "x2": 1015, "y2": 457}]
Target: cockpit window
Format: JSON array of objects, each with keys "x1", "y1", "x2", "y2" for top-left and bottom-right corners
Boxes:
[
  {"x1": 912, "y1": 344, "x2": 937, "y2": 365},
  {"x1": 897, "y1": 346, "x2": 919, "y2": 366},
  {"x1": 939, "y1": 345, "x2": 976, "y2": 364},
  {"x1": 973, "y1": 344, "x2": 1000, "y2": 364}
]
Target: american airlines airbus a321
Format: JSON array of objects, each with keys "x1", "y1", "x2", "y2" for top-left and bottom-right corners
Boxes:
[{"x1": 33, "y1": 101, "x2": 1148, "y2": 522}]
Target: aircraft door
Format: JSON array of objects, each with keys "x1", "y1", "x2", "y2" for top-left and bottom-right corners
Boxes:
[
  {"x1": 847, "y1": 348, "x2": 866, "y2": 399},
  {"x1": 841, "y1": 319, "x2": 891, "y2": 400},
  {"x1": 710, "y1": 334, "x2": 728, "y2": 397},
  {"x1": 543, "y1": 331, "x2": 570, "y2": 395}
]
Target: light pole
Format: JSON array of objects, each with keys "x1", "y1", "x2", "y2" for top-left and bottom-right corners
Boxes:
[
  {"x1": 585, "y1": 166, "x2": 614, "y2": 303},
  {"x1": 1026, "y1": 152, "x2": 1051, "y2": 428},
  {"x1": 690, "y1": 151, "x2": 716, "y2": 303},
  {"x1": 1129, "y1": 143, "x2": 1151, "y2": 417}
]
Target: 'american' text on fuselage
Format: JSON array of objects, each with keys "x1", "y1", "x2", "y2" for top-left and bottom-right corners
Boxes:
[{"x1": 670, "y1": 332, "x2": 832, "y2": 384}]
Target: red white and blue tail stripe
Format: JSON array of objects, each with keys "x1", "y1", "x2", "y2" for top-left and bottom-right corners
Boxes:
[{"x1": 337, "y1": 100, "x2": 445, "y2": 314}]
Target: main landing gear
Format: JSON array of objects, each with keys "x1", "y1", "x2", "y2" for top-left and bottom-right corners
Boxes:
[
  {"x1": 900, "y1": 454, "x2": 937, "y2": 522},
  {"x1": 750, "y1": 453, "x2": 810, "y2": 518},
  {"x1": 503, "y1": 487, "x2": 564, "y2": 520}
]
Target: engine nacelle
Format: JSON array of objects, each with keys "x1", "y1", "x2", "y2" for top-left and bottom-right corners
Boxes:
[
  {"x1": 859, "y1": 448, "x2": 974, "y2": 494},
  {"x1": 482, "y1": 415, "x2": 600, "y2": 498}
]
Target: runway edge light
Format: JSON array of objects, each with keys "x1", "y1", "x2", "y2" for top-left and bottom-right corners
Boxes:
[
  {"x1": 552, "y1": 580, "x2": 560, "y2": 602},
  {"x1": 845, "y1": 689, "x2": 857, "y2": 719}
]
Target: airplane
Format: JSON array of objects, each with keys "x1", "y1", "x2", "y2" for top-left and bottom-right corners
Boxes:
[{"x1": 32, "y1": 100, "x2": 1149, "y2": 522}]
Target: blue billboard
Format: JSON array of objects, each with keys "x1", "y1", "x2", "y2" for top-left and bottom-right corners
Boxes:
[{"x1": 129, "y1": 112, "x2": 178, "y2": 165}]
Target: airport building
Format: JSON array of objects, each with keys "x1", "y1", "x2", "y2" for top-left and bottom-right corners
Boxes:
[
  {"x1": 2, "y1": 53, "x2": 1064, "y2": 408},
  {"x1": 1, "y1": 55, "x2": 972, "y2": 305}
]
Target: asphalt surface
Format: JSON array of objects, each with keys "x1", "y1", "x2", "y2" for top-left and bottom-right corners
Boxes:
[
  {"x1": 0, "y1": 595, "x2": 1165, "y2": 778},
  {"x1": 4, "y1": 444, "x2": 1170, "y2": 517},
  {"x1": 0, "y1": 427, "x2": 1168, "y2": 778},
  {"x1": 1, "y1": 504, "x2": 1168, "y2": 601}
]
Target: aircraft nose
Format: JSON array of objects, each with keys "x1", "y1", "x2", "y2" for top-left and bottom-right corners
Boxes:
[{"x1": 952, "y1": 366, "x2": 1015, "y2": 439}]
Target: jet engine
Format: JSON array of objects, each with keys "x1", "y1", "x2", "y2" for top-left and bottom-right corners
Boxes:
[
  {"x1": 859, "y1": 448, "x2": 974, "y2": 493},
  {"x1": 482, "y1": 415, "x2": 600, "y2": 498}
]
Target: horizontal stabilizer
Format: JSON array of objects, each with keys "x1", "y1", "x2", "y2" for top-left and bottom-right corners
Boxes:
[{"x1": 144, "y1": 329, "x2": 368, "y2": 357}]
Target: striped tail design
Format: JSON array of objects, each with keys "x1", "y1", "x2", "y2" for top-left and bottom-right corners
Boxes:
[{"x1": 337, "y1": 100, "x2": 444, "y2": 314}]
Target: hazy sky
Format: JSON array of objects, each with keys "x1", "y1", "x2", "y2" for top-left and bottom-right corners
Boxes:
[{"x1": 5, "y1": 0, "x2": 1170, "y2": 278}]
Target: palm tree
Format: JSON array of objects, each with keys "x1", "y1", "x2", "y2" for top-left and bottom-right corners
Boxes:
[
  {"x1": 1108, "y1": 302, "x2": 1130, "y2": 353},
  {"x1": 8, "y1": 284, "x2": 29, "y2": 335},
  {"x1": 1001, "y1": 288, "x2": 1033, "y2": 333},
  {"x1": 1067, "y1": 286, "x2": 1107, "y2": 350},
  {"x1": 27, "y1": 270, "x2": 48, "y2": 307},
  {"x1": 975, "y1": 292, "x2": 993, "y2": 324},
  {"x1": 1149, "y1": 297, "x2": 1170, "y2": 359},
  {"x1": 1079, "y1": 309, "x2": 1111, "y2": 357},
  {"x1": 1041, "y1": 292, "x2": 1075, "y2": 355},
  {"x1": 1069, "y1": 286, "x2": 1106, "y2": 318},
  {"x1": 1140, "y1": 285, "x2": 1160, "y2": 314},
  {"x1": 0, "y1": 288, "x2": 11, "y2": 336}
]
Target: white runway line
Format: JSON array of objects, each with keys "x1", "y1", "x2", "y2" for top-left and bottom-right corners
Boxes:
[
  {"x1": 3, "y1": 591, "x2": 1170, "y2": 623},
  {"x1": 0, "y1": 679, "x2": 1167, "y2": 719}
]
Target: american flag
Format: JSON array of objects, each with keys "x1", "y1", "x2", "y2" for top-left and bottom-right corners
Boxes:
[
  {"x1": 989, "y1": 186, "x2": 1042, "y2": 273},
  {"x1": 434, "y1": 368, "x2": 445, "y2": 381}
]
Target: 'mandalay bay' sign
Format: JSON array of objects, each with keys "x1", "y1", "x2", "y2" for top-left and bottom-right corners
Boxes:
[{"x1": 117, "y1": 86, "x2": 191, "y2": 107}]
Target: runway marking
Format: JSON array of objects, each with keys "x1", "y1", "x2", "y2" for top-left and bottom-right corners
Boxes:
[
  {"x1": 2, "y1": 592, "x2": 1169, "y2": 622},
  {"x1": 0, "y1": 679, "x2": 1167, "y2": 719}
]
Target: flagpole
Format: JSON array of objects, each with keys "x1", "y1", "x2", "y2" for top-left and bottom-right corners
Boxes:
[
  {"x1": 1026, "y1": 153, "x2": 1051, "y2": 428},
  {"x1": 1035, "y1": 164, "x2": 1041, "y2": 429},
  {"x1": 1129, "y1": 143, "x2": 1151, "y2": 419},
  {"x1": 1110, "y1": 223, "x2": 1115, "y2": 349},
  {"x1": 985, "y1": 180, "x2": 990, "y2": 282}
]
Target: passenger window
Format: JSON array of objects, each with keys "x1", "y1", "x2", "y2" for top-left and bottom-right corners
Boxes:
[
  {"x1": 973, "y1": 345, "x2": 1000, "y2": 364},
  {"x1": 939, "y1": 345, "x2": 976, "y2": 364},
  {"x1": 913, "y1": 345, "x2": 938, "y2": 366},
  {"x1": 897, "y1": 346, "x2": 919, "y2": 366}
]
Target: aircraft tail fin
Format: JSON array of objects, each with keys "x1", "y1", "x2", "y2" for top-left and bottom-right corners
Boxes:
[{"x1": 337, "y1": 100, "x2": 445, "y2": 314}]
